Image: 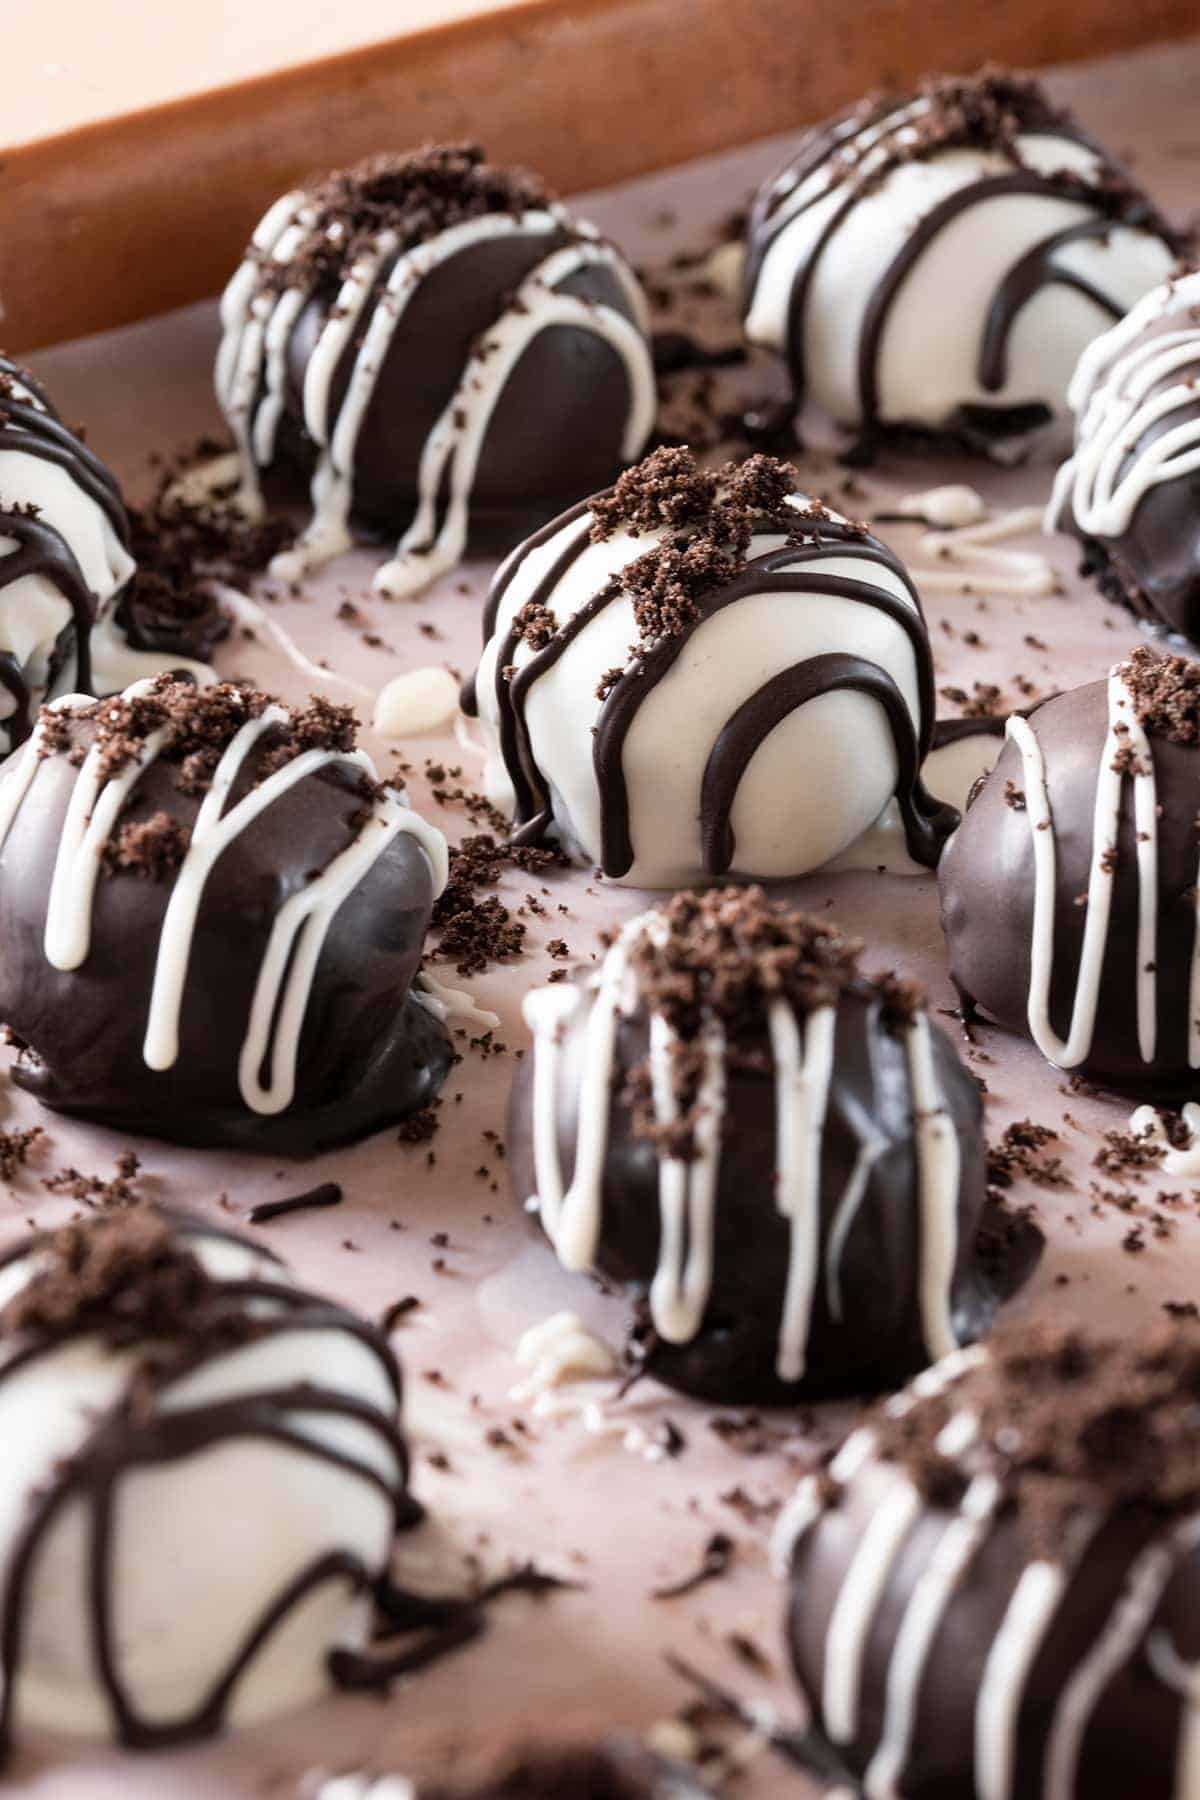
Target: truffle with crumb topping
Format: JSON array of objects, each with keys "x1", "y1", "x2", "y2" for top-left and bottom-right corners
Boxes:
[
  {"x1": 780, "y1": 1319, "x2": 1200, "y2": 1798},
  {"x1": 466, "y1": 448, "x2": 955, "y2": 887},
  {"x1": 940, "y1": 647, "x2": 1200, "y2": 1093},
  {"x1": 742, "y1": 68, "x2": 1181, "y2": 461},
  {"x1": 215, "y1": 142, "x2": 655, "y2": 598},
  {"x1": 0, "y1": 673, "x2": 452, "y2": 1152},
  {"x1": 0, "y1": 1205, "x2": 416, "y2": 1757},
  {"x1": 510, "y1": 888, "x2": 1035, "y2": 1404}
]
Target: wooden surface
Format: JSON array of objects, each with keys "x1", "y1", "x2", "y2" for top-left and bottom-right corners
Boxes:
[{"x1": 2, "y1": 0, "x2": 1197, "y2": 354}]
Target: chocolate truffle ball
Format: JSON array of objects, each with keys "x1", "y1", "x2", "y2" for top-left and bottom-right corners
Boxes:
[
  {"x1": 0, "y1": 354, "x2": 133, "y2": 754},
  {"x1": 0, "y1": 355, "x2": 226, "y2": 758},
  {"x1": 1049, "y1": 265, "x2": 1200, "y2": 644},
  {"x1": 0, "y1": 1206, "x2": 413, "y2": 1756},
  {"x1": 509, "y1": 888, "x2": 1032, "y2": 1405},
  {"x1": 742, "y1": 70, "x2": 1180, "y2": 461},
  {"x1": 465, "y1": 449, "x2": 955, "y2": 888},
  {"x1": 939, "y1": 646, "x2": 1200, "y2": 1096},
  {"x1": 780, "y1": 1321, "x2": 1200, "y2": 1799},
  {"x1": 0, "y1": 675, "x2": 452, "y2": 1151},
  {"x1": 216, "y1": 142, "x2": 656, "y2": 597}
]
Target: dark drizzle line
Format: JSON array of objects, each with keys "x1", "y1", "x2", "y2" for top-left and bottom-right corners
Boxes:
[
  {"x1": 0, "y1": 507, "x2": 99, "y2": 745},
  {"x1": 0, "y1": 1218, "x2": 409, "y2": 1761},
  {"x1": 248, "y1": 1181, "x2": 344, "y2": 1225},
  {"x1": 700, "y1": 652, "x2": 952, "y2": 874},
  {"x1": 330, "y1": 1562, "x2": 582, "y2": 1693},
  {"x1": 856, "y1": 174, "x2": 1129, "y2": 426}
]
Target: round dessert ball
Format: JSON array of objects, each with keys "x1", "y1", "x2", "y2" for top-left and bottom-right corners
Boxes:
[
  {"x1": 465, "y1": 448, "x2": 955, "y2": 888},
  {"x1": 780, "y1": 1320, "x2": 1200, "y2": 1799},
  {"x1": 1050, "y1": 265, "x2": 1200, "y2": 644},
  {"x1": 0, "y1": 674, "x2": 452, "y2": 1152},
  {"x1": 0, "y1": 355, "x2": 134, "y2": 754},
  {"x1": 0, "y1": 1205, "x2": 413, "y2": 1755},
  {"x1": 939, "y1": 646, "x2": 1200, "y2": 1096},
  {"x1": 508, "y1": 887, "x2": 1033, "y2": 1405},
  {"x1": 216, "y1": 142, "x2": 656, "y2": 597},
  {"x1": 742, "y1": 70, "x2": 1180, "y2": 461}
]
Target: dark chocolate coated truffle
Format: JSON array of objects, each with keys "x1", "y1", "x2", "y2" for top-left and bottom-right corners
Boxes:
[
  {"x1": 1050, "y1": 266, "x2": 1200, "y2": 644},
  {"x1": 509, "y1": 887, "x2": 1034, "y2": 1405},
  {"x1": 742, "y1": 70, "x2": 1180, "y2": 461},
  {"x1": 780, "y1": 1320, "x2": 1200, "y2": 1799},
  {"x1": 939, "y1": 647, "x2": 1200, "y2": 1096},
  {"x1": 216, "y1": 143, "x2": 656, "y2": 597},
  {"x1": 0, "y1": 675, "x2": 452, "y2": 1152}
]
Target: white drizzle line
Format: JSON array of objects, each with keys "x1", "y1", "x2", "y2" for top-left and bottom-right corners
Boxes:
[
  {"x1": 863, "y1": 1475, "x2": 1002, "y2": 1798},
  {"x1": 214, "y1": 586, "x2": 371, "y2": 701},
  {"x1": 523, "y1": 916, "x2": 966, "y2": 1392},
  {"x1": 1146, "y1": 1625, "x2": 1200, "y2": 1800},
  {"x1": 910, "y1": 505, "x2": 1057, "y2": 598},
  {"x1": 1129, "y1": 1103, "x2": 1200, "y2": 1177},
  {"x1": 905, "y1": 1013, "x2": 961, "y2": 1362},
  {"x1": 370, "y1": 239, "x2": 654, "y2": 599},
  {"x1": 1007, "y1": 665, "x2": 1163, "y2": 1069},
  {"x1": 648, "y1": 1011, "x2": 727, "y2": 1344},
  {"x1": 0, "y1": 687, "x2": 448, "y2": 1119},
  {"x1": 1049, "y1": 269, "x2": 1200, "y2": 539},
  {"x1": 770, "y1": 1427, "x2": 877, "y2": 1577},
  {"x1": 1043, "y1": 1514, "x2": 1200, "y2": 1799},
  {"x1": 973, "y1": 1514, "x2": 1099, "y2": 1800},
  {"x1": 824, "y1": 1112, "x2": 889, "y2": 1320},
  {"x1": 823, "y1": 1476, "x2": 923, "y2": 1744}
]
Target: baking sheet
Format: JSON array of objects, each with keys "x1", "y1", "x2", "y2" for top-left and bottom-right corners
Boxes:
[{"x1": 11, "y1": 34, "x2": 1200, "y2": 1800}]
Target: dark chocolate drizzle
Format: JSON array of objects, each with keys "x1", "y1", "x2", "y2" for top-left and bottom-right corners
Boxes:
[
  {"x1": 744, "y1": 86, "x2": 1180, "y2": 455},
  {"x1": 700, "y1": 652, "x2": 942, "y2": 874},
  {"x1": 0, "y1": 1212, "x2": 410, "y2": 1759},
  {"x1": 474, "y1": 502, "x2": 954, "y2": 877},
  {"x1": 248, "y1": 1181, "x2": 344, "y2": 1225}
]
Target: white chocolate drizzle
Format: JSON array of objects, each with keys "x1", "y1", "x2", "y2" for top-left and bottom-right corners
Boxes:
[
  {"x1": 1049, "y1": 267, "x2": 1200, "y2": 541},
  {"x1": 521, "y1": 912, "x2": 965, "y2": 1385},
  {"x1": 216, "y1": 203, "x2": 655, "y2": 598},
  {"x1": 785, "y1": 1362, "x2": 1200, "y2": 1799},
  {"x1": 910, "y1": 503, "x2": 1058, "y2": 598},
  {"x1": 1006, "y1": 664, "x2": 1187, "y2": 1071},
  {"x1": 0, "y1": 685, "x2": 448, "y2": 1118}
]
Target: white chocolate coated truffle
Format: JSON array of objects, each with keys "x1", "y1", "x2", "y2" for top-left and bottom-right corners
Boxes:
[
  {"x1": 467, "y1": 454, "x2": 953, "y2": 887},
  {"x1": 0, "y1": 1211, "x2": 408, "y2": 1751},
  {"x1": 743, "y1": 73, "x2": 1178, "y2": 458}
]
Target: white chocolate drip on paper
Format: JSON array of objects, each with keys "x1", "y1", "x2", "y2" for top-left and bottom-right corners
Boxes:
[
  {"x1": 521, "y1": 912, "x2": 964, "y2": 1385},
  {"x1": 0, "y1": 685, "x2": 448, "y2": 1119},
  {"x1": 215, "y1": 202, "x2": 655, "y2": 597},
  {"x1": 910, "y1": 503, "x2": 1058, "y2": 598},
  {"x1": 1129, "y1": 1103, "x2": 1200, "y2": 1177}
]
